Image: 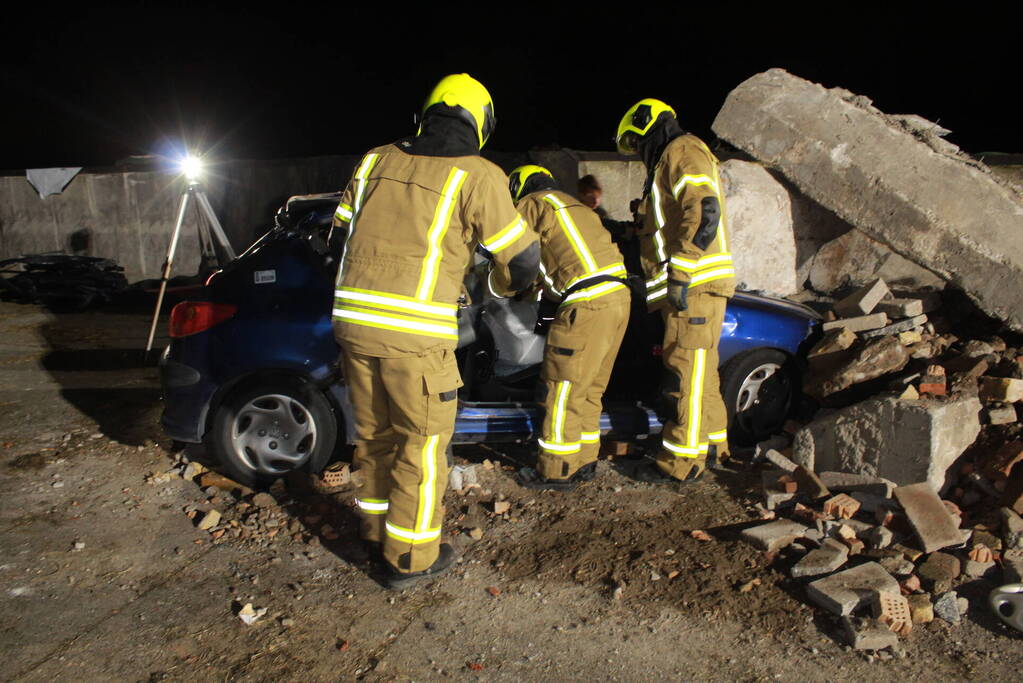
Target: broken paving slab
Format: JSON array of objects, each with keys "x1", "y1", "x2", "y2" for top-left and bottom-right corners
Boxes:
[
  {"x1": 819, "y1": 472, "x2": 895, "y2": 498},
  {"x1": 793, "y1": 395, "x2": 981, "y2": 491},
  {"x1": 740, "y1": 519, "x2": 809, "y2": 552},
  {"x1": 806, "y1": 562, "x2": 900, "y2": 615},
  {"x1": 792, "y1": 538, "x2": 849, "y2": 578},
  {"x1": 712, "y1": 68, "x2": 1023, "y2": 332},
  {"x1": 895, "y1": 483, "x2": 964, "y2": 553}
]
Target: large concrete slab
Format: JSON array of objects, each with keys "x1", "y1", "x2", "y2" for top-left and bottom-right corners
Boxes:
[
  {"x1": 793, "y1": 395, "x2": 982, "y2": 492},
  {"x1": 713, "y1": 69, "x2": 1023, "y2": 331}
]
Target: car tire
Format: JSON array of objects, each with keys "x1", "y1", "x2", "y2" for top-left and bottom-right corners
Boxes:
[
  {"x1": 206, "y1": 374, "x2": 338, "y2": 488},
  {"x1": 720, "y1": 348, "x2": 798, "y2": 446}
]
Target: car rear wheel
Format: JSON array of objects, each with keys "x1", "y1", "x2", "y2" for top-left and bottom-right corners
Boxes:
[
  {"x1": 720, "y1": 348, "x2": 798, "y2": 446},
  {"x1": 207, "y1": 375, "x2": 337, "y2": 488}
]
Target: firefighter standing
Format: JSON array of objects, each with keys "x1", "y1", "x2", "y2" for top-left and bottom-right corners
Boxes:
[
  {"x1": 615, "y1": 99, "x2": 735, "y2": 483},
  {"x1": 507, "y1": 166, "x2": 632, "y2": 491},
  {"x1": 330, "y1": 74, "x2": 539, "y2": 588}
]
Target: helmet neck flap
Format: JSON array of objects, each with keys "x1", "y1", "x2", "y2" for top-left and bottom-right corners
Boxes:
[{"x1": 405, "y1": 106, "x2": 482, "y2": 158}]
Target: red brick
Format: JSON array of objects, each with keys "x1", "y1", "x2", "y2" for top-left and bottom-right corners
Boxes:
[
  {"x1": 969, "y1": 544, "x2": 994, "y2": 563},
  {"x1": 777, "y1": 474, "x2": 798, "y2": 494},
  {"x1": 918, "y1": 375, "x2": 947, "y2": 396},
  {"x1": 823, "y1": 493, "x2": 861, "y2": 520}
]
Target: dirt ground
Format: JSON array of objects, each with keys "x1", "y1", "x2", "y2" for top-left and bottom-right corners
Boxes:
[{"x1": 1, "y1": 300, "x2": 1021, "y2": 682}]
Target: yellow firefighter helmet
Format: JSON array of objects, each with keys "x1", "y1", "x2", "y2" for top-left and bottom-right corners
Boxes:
[
  {"x1": 421, "y1": 73, "x2": 496, "y2": 149},
  {"x1": 614, "y1": 98, "x2": 677, "y2": 154}
]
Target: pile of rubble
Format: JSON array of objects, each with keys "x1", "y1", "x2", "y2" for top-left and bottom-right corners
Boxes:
[{"x1": 737, "y1": 275, "x2": 1023, "y2": 650}]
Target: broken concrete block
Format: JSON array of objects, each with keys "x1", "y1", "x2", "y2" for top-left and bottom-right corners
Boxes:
[
  {"x1": 933, "y1": 591, "x2": 962, "y2": 624},
  {"x1": 793, "y1": 466, "x2": 830, "y2": 499},
  {"x1": 866, "y1": 526, "x2": 895, "y2": 550},
  {"x1": 987, "y1": 404, "x2": 1018, "y2": 425},
  {"x1": 806, "y1": 562, "x2": 900, "y2": 616},
  {"x1": 794, "y1": 396, "x2": 981, "y2": 491},
  {"x1": 893, "y1": 544, "x2": 924, "y2": 563},
  {"x1": 850, "y1": 491, "x2": 898, "y2": 515},
  {"x1": 810, "y1": 335, "x2": 910, "y2": 398},
  {"x1": 764, "y1": 449, "x2": 798, "y2": 472},
  {"x1": 823, "y1": 493, "x2": 861, "y2": 519},
  {"x1": 740, "y1": 519, "x2": 808, "y2": 552},
  {"x1": 834, "y1": 278, "x2": 890, "y2": 318},
  {"x1": 879, "y1": 556, "x2": 915, "y2": 577},
  {"x1": 821, "y1": 312, "x2": 889, "y2": 334},
  {"x1": 841, "y1": 617, "x2": 900, "y2": 651},
  {"x1": 859, "y1": 314, "x2": 929, "y2": 340},
  {"x1": 720, "y1": 159, "x2": 800, "y2": 296},
  {"x1": 761, "y1": 469, "x2": 800, "y2": 510},
  {"x1": 896, "y1": 483, "x2": 964, "y2": 553},
  {"x1": 877, "y1": 298, "x2": 924, "y2": 319},
  {"x1": 979, "y1": 377, "x2": 1023, "y2": 403},
  {"x1": 918, "y1": 552, "x2": 961, "y2": 593},
  {"x1": 872, "y1": 591, "x2": 912, "y2": 636},
  {"x1": 907, "y1": 594, "x2": 934, "y2": 624},
  {"x1": 819, "y1": 472, "x2": 895, "y2": 498},
  {"x1": 809, "y1": 327, "x2": 857, "y2": 358},
  {"x1": 807, "y1": 228, "x2": 944, "y2": 294},
  {"x1": 791, "y1": 538, "x2": 849, "y2": 578},
  {"x1": 197, "y1": 509, "x2": 221, "y2": 531},
  {"x1": 712, "y1": 68, "x2": 1023, "y2": 332}
]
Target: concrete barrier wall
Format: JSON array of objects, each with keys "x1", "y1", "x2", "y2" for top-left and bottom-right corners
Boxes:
[{"x1": 0, "y1": 156, "x2": 359, "y2": 282}]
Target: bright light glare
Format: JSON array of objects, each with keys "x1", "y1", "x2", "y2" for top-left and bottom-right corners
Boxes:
[{"x1": 181, "y1": 154, "x2": 203, "y2": 181}]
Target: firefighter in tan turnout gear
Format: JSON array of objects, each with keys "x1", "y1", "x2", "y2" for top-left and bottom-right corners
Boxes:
[
  {"x1": 615, "y1": 99, "x2": 735, "y2": 483},
  {"x1": 507, "y1": 165, "x2": 632, "y2": 491},
  {"x1": 330, "y1": 74, "x2": 540, "y2": 589}
]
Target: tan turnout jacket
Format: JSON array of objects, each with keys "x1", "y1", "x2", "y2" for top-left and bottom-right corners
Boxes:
[
  {"x1": 639, "y1": 134, "x2": 736, "y2": 307},
  {"x1": 515, "y1": 190, "x2": 628, "y2": 305},
  {"x1": 330, "y1": 144, "x2": 537, "y2": 357}
]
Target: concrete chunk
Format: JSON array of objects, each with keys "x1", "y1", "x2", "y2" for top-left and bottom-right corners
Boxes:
[
  {"x1": 712, "y1": 68, "x2": 1023, "y2": 332},
  {"x1": 841, "y1": 617, "x2": 900, "y2": 651},
  {"x1": 822, "y1": 312, "x2": 889, "y2": 333},
  {"x1": 834, "y1": 278, "x2": 890, "y2": 317},
  {"x1": 740, "y1": 519, "x2": 808, "y2": 552},
  {"x1": 806, "y1": 562, "x2": 900, "y2": 616},
  {"x1": 819, "y1": 471, "x2": 895, "y2": 498},
  {"x1": 895, "y1": 483, "x2": 964, "y2": 553},
  {"x1": 859, "y1": 315, "x2": 929, "y2": 340},
  {"x1": 794, "y1": 396, "x2": 981, "y2": 491},
  {"x1": 791, "y1": 538, "x2": 849, "y2": 578},
  {"x1": 764, "y1": 449, "x2": 798, "y2": 472},
  {"x1": 876, "y1": 298, "x2": 924, "y2": 319},
  {"x1": 810, "y1": 336, "x2": 910, "y2": 397}
]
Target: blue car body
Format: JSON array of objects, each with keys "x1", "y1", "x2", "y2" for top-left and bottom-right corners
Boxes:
[{"x1": 160, "y1": 215, "x2": 818, "y2": 451}]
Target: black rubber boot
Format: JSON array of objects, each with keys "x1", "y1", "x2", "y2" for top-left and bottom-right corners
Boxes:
[
  {"x1": 386, "y1": 543, "x2": 458, "y2": 590},
  {"x1": 518, "y1": 462, "x2": 597, "y2": 491},
  {"x1": 706, "y1": 445, "x2": 728, "y2": 471}
]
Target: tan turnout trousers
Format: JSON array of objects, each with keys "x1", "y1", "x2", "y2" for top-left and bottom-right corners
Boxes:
[
  {"x1": 538, "y1": 288, "x2": 631, "y2": 479},
  {"x1": 655, "y1": 291, "x2": 729, "y2": 479},
  {"x1": 342, "y1": 347, "x2": 461, "y2": 572}
]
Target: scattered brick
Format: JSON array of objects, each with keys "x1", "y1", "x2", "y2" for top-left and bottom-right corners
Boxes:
[
  {"x1": 860, "y1": 314, "x2": 929, "y2": 339},
  {"x1": 842, "y1": 617, "x2": 900, "y2": 651},
  {"x1": 979, "y1": 377, "x2": 1023, "y2": 402},
  {"x1": 321, "y1": 462, "x2": 351, "y2": 488},
  {"x1": 900, "y1": 574, "x2": 921, "y2": 594},
  {"x1": 907, "y1": 594, "x2": 934, "y2": 624},
  {"x1": 823, "y1": 493, "x2": 861, "y2": 520},
  {"x1": 899, "y1": 385, "x2": 920, "y2": 400},
  {"x1": 872, "y1": 590, "x2": 913, "y2": 636},
  {"x1": 918, "y1": 374, "x2": 947, "y2": 396},
  {"x1": 791, "y1": 538, "x2": 849, "y2": 578},
  {"x1": 969, "y1": 544, "x2": 994, "y2": 563},
  {"x1": 777, "y1": 474, "x2": 798, "y2": 494},
  {"x1": 894, "y1": 483, "x2": 964, "y2": 553},
  {"x1": 898, "y1": 329, "x2": 923, "y2": 345}
]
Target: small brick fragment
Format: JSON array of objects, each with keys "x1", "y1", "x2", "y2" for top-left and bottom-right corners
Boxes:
[
  {"x1": 968, "y1": 544, "x2": 994, "y2": 563},
  {"x1": 777, "y1": 474, "x2": 798, "y2": 494},
  {"x1": 926, "y1": 364, "x2": 946, "y2": 377},
  {"x1": 918, "y1": 375, "x2": 947, "y2": 396},
  {"x1": 900, "y1": 574, "x2": 921, "y2": 594},
  {"x1": 321, "y1": 462, "x2": 351, "y2": 488},
  {"x1": 872, "y1": 591, "x2": 913, "y2": 636},
  {"x1": 823, "y1": 493, "x2": 861, "y2": 520}
]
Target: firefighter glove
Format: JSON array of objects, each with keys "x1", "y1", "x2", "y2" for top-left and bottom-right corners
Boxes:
[{"x1": 667, "y1": 279, "x2": 688, "y2": 312}]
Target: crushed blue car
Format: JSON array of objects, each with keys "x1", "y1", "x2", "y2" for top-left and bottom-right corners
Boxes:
[{"x1": 160, "y1": 194, "x2": 819, "y2": 486}]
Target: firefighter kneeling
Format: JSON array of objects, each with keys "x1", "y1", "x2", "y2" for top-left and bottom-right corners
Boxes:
[{"x1": 508, "y1": 165, "x2": 632, "y2": 491}]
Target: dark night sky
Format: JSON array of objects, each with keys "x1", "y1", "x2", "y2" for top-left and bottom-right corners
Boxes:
[{"x1": 3, "y1": 4, "x2": 1018, "y2": 171}]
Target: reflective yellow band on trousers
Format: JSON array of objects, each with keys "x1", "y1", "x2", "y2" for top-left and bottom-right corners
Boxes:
[
  {"x1": 415, "y1": 435, "x2": 440, "y2": 535},
  {"x1": 687, "y1": 349, "x2": 707, "y2": 449},
  {"x1": 708, "y1": 430, "x2": 728, "y2": 443},
  {"x1": 662, "y1": 439, "x2": 709, "y2": 457},
  {"x1": 385, "y1": 521, "x2": 441, "y2": 544},
  {"x1": 538, "y1": 438, "x2": 581, "y2": 454},
  {"x1": 416, "y1": 168, "x2": 468, "y2": 301},
  {"x1": 551, "y1": 380, "x2": 571, "y2": 443},
  {"x1": 580, "y1": 431, "x2": 600, "y2": 444},
  {"x1": 334, "y1": 202, "x2": 353, "y2": 222},
  {"x1": 356, "y1": 498, "x2": 389, "y2": 514},
  {"x1": 482, "y1": 215, "x2": 527, "y2": 254}
]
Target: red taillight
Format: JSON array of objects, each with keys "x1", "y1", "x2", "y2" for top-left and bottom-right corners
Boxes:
[{"x1": 169, "y1": 302, "x2": 237, "y2": 338}]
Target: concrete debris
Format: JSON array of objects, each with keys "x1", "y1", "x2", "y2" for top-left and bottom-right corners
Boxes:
[
  {"x1": 764, "y1": 449, "x2": 798, "y2": 472},
  {"x1": 1000, "y1": 507, "x2": 1023, "y2": 549},
  {"x1": 251, "y1": 492, "x2": 275, "y2": 508},
  {"x1": 878, "y1": 556, "x2": 915, "y2": 578},
  {"x1": 819, "y1": 472, "x2": 894, "y2": 498},
  {"x1": 807, "y1": 228, "x2": 944, "y2": 294},
  {"x1": 720, "y1": 160, "x2": 800, "y2": 296},
  {"x1": 237, "y1": 603, "x2": 268, "y2": 625},
  {"x1": 895, "y1": 483, "x2": 964, "y2": 553},
  {"x1": 859, "y1": 315, "x2": 929, "y2": 340},
  {"x1": 806, "y1": 562, "x2": 899, "y2": 616},
  {"x1": 841, "y1": 617, "x2": 900, "y2": 651},
  {"x1": 876, "y1": 298, "x2": 924, "y2": 319},
  {"x1": 795, "y1": 396, "x2": 981, "y2": 490},
  {"x1": 979, "y1": 377, "x2": 1023, "y2": 402},
  {"x1": 740, "y1": 519, "x2": 808, "y2": 552},
  {"x1": 791, "y1": 538, "x2": 849, "y2": 578},
  {"x1": 810, "y1": 336, "x2": 910, "y2": 398},
  {"x1": 761, "y1": 469, "x2": 799, "y2": 510},
  {"x1": 793, "y1": 466, "x2": 830, "y2": 499},
  {"x1": 917, "y1": 552, "x2": 961, "y2": 593},
  {"x1": 964, "y1": 559, "x2": 996, "y2": 578},
  {"x1": 933, "y1": 591, "x2": 962, "y2": 624},
  {"x1": 865, "y1": 526, "x2": 895, "y2": 550},
  {"x1": 1002, "y1": 549, "x2": 1023, "y2": 583},
  {"x1": 907, "y1": 594, "x2": 934, "y2": 624},
  {"x1": 197, "y1": 509, "x2": 221, "y2": 531},
  {"x1": 821, "y1": 312, "x2": 888, "y2": 334},
  {"x1": 987, "y1": 404, "x2": 1018, "y2": 425},
  {"x1": 712, "y1": 68, "x2": 1023, "y2": 332},
  {"x1": 872, "y1": 591, "x2": 913, "y2": 636},
  {"x1": 834, "y1": 278, "x2": 890, "y2": 318}
]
